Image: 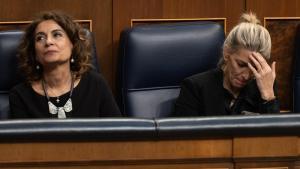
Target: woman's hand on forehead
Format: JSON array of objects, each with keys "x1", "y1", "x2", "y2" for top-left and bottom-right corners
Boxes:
[{"x1": 248, "y1": 52, "x2": 276, "y2": 101}]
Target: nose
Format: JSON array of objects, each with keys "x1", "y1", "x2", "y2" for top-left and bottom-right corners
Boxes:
[
  {"x1": 241, "y1": 68, "x2": 253, "y2": 81},
  {"x1": 45, "y1": 36, "x2": 54, "y2": 46}
]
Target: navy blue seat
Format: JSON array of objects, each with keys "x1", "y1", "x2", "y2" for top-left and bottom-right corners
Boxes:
[
  {"x1": 117, "y1": 21, "x2": 225, "y2": 118},
  {"x1": 0, "y1": 31, "x2": 23, "y2": 119},
  {"x1": 0, "y1": 29, "x2": 99, "y2": 119},
  {"x1": 293, "y1": 25, "x2": 300, "y2": 112},
  {"x1": 85, "y1": 30, "x2": 100, "y2": 72}
]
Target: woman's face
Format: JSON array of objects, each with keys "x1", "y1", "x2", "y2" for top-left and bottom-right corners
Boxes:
[
  {"x1": 34, "y1": 20, "x2": 73, "y2": 68},
  {"x1": 223, "y1": 48, "x2": 255, "y2": 90}
]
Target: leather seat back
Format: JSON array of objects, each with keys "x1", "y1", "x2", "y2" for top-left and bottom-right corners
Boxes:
[{"x1": 117, "y1": 21, "x2": 225, "y2": 118}]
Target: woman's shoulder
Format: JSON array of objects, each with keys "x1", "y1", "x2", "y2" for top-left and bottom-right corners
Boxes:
[
  {"x1": 9, "y1": 82, "x2": 36, "y2": 102},
  {"x1": 10, "y1": 82, "x2": 31, "y2": 94},
  {"x1": 82, "y1": 70, "x2": 106, "y2": 83},
  {"x1": 80, "y1": 70, "x2": 109, "y2": 89},
  {"x1": 184, "y1": 68, "x2": 222, "y2": 85}
]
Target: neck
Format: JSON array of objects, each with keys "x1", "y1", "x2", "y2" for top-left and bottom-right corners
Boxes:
[{"x1": 42, "y1": 64, "x2": 72, "y2": 89}]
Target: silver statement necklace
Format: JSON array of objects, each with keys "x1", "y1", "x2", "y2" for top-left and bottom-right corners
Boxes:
[{"x1": 42, "y1": 75, "x2": 74, "y2": 118}]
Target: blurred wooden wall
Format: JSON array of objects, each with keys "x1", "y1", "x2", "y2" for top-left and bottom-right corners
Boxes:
[{"x1": 1, "y1": 0, "x2": 300, "y2": 111}]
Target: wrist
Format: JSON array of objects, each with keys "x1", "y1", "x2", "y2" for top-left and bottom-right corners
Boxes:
[
  {"x1": 262, "y1": 97, "x2": 276, "y2": 105},
  {"x1": 261, "y1": 92, "x2": 276, "y2": 101}
]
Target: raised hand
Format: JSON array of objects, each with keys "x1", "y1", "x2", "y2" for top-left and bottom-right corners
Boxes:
[{"x1": 247, "y1": 52, "x2": 276, "y2": 101}]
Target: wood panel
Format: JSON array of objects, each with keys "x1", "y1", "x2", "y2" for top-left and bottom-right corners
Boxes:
[
  {"x1": 0, "y1": 163, "x2": 233, "y2": 169},
  {"x1": 0, "y1": 139, "x2": 232, "y2": 168},
  {"x1": 0, "y1": 0, "x2": 113, "y2": 87},
  {"x1": 0, "y1": 20, "x2": 92, "y2": 31},
  {"x1": 235, "y1": 163, "x2": 291, "y2": 169},
  {"x1": 233, "y1": 136, "x2": 298, "y2": 158},
  {"x1": 264, "y1": 18, "x2": 300, "y2": 111},
  {"x1": 0, "y1": 136, "x2": 299, "y2": 168},
  {"x1": 246, "y1": 0, "x2": 299, "y2": 19},
  {"x1": 233, "y1": 136, "x2": 298, "y2": 169},
  {"x1": 161, "y1": 0, "x2": 244, "y2": 32}
]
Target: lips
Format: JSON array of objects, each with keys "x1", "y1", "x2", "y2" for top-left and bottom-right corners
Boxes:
[
  {"x1": 235, "y1": 78, "x2": 246, "y2": 86},
  {"x1": 44, "y1": 50, "x2": 58, "y2": 56}
]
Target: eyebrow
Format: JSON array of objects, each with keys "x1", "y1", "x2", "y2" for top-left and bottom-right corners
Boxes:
[
  {"x1": 236, "y1": 59, "x2": 247, "y2": 64},
  {"x1": 35, "y1": 29, "x2": 64, "y2": 36}
]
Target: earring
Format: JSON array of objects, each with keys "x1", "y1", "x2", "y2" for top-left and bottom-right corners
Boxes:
[
  {"x1": 36, "y1": 65, "x2": 40, "y2": 70},
  {"x1": 70, "y1": 57, "x2": 74, "y2": 63}
]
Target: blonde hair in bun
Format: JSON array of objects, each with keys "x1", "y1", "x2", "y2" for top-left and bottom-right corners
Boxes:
[
  {"x1": 218, "y1": 12, "x2": 271, "y2": 67},
  {"x1": 240, "y1": 12, "x2": 261, "y2": 24}
]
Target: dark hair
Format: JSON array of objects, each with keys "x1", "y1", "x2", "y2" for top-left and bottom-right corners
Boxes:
[{"x1": 18, "y1": 10, "x2": 92, "y2": 82}]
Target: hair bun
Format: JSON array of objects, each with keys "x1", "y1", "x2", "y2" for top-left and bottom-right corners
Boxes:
[{"x1": 240, "y1": 12, "x2": 261, "y2": 24}]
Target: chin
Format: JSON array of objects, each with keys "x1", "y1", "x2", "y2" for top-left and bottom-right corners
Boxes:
[
  {"x1": 234, "y1": 82, "x2": 246, "y2": 89},
  {"x1": 231, "y1": 80, "x2": 245, "y2": 89}
]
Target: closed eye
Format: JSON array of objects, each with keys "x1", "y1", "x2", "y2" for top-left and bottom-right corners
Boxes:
[{"x1": 237, "y1": 61, "x2": 248, "y2": 68}]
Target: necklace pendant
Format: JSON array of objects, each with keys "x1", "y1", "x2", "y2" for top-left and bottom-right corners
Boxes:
[
  {"x1": 56, "y1": 97, "x2": 60, "y2": 103},
  {"x1": 58, "y1": 107, "x2": 66, "y2": 118},
  {"x1": 48, "y1": 101, "x2": 58, "y2": 115},
  {"x1": 64, "y1": 98, "x2": 73, "y2": 112}
]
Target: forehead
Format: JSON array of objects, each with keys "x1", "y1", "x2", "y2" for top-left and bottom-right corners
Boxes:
[
  {"x1": 231, "y1": 48, "x2": 253, "y2": 62},
  {"x1": 35, "y1": 20, "x2": 64, "y2": 34}
]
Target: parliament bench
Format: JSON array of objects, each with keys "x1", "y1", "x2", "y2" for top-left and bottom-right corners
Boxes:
[{"x1": 0, "y1": 114, "x2": 299, "y2": 168}]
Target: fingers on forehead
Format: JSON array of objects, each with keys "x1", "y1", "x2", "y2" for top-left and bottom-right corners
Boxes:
[
  {"x1": 251, "y1": 52, "x2": 269, "y2": 66},
  {"x1": 252, "y1": 52, "x2": 266, "y2": 61}
]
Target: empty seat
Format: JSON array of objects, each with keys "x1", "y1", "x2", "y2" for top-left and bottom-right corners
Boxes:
[{"x1": 117, "y1": 21, "x2": 225, "y2": 118}]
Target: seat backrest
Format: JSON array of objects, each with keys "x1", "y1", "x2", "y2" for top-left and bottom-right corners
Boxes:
[
  {"x1": 117, "y1": 21, "x2": 225, "y2": 118},
  {"x1": 0, "y1": 29, "x2": 99, "y2": 119},
  {"x1": 85, "y1": 30, "x2": 100, "y2": 72},
  {"x1": 0, "y1": 31, "x2": 24, "y2": 119},
  {"x1": 293, "y1": 25, "x2": 300, "y2": 112}
]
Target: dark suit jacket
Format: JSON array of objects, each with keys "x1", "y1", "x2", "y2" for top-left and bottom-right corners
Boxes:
[{"x1": 174, "y1": 68, "x2": 280, "y2": 116}]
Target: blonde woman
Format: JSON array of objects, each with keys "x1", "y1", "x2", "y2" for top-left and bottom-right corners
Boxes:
[{"x1": 174, "y1": 12, "x2": 279, "y2": 116}]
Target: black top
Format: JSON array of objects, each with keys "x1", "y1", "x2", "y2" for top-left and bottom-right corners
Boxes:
[
  {"x1": 9, "y1": 71, "x2": 121, "y2": 118},
  {"x1": 174, "y1": 68, "x2": 280, "y2": 116}
]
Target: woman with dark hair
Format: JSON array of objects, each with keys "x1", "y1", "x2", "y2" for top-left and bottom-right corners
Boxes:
[
  {"x1": 174, "y1": 12, "x2": 280, "y2": 116},
  {"x1": 9, "y1": 11, "x2": 121, "y2": 118}
]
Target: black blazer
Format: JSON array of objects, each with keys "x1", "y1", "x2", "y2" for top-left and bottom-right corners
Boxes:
[{"x1": 174, "y1": 68, "x2": 280, "y2": 116}]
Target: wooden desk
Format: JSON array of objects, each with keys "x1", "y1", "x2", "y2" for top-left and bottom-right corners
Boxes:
[{"x1": 0, "y1": 116, "x2": 299, "y2": 169}]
